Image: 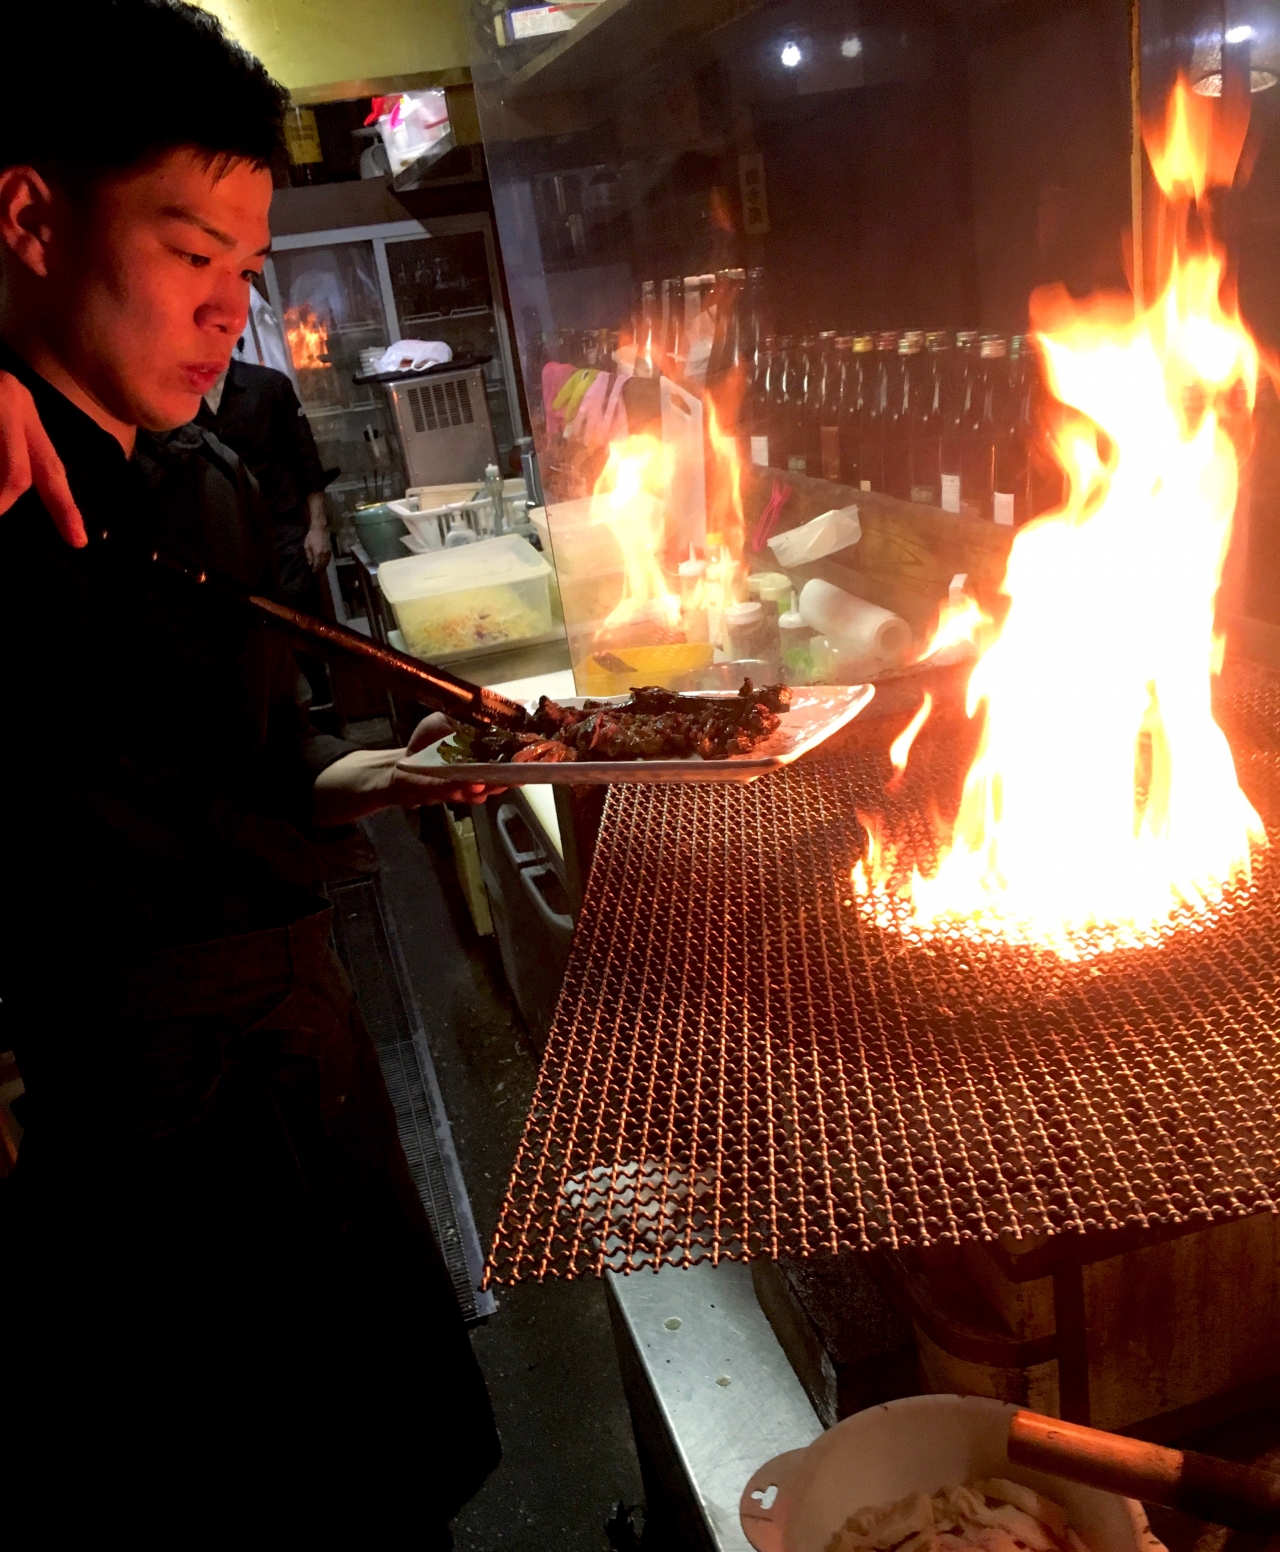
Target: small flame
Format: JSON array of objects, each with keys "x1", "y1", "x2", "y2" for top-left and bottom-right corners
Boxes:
[
  {"x1": 1146, "y1": 67, "x2": 1248, "y2": 205},
  {"x1": 919, "y1": 591, "x2": 989, "y2": 662},
  {"x1": 888, "y1": 693, "x2": 934, "y2": 787},
  {"x1": 285, "y1": 304, "x2": 330, "y2": 372},
  {"x1": 854, "y1": 77, "x2": 1268, "y2": 960}
]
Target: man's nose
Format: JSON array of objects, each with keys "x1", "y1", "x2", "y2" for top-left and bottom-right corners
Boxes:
[{"x1": 195, "y1": 276, "x2": 251, "y2": 337}]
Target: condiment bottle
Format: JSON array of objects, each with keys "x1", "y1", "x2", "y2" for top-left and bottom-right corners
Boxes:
[
  {"x1": 484, "y1": 461, "x2": 506, "y2": 535},
  {"x1": 724, "y1": 600, "x2": 772, "y2": 665},
  {"x1": 779, "y1": 590, "x2": 815, "y2": 684}
]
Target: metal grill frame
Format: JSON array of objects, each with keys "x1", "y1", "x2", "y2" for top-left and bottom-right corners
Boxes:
[{"x1": 486, "y1": 663, "x2": 1280, "y2": 1285}]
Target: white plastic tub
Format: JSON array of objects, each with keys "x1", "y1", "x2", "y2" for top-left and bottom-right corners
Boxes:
[
  {"x1": 378, "y1": 533, "x2": 553, "y2": 659},
  {"x1": 740, "y1": 1396, "x2": 1163, "y2": 1552}
]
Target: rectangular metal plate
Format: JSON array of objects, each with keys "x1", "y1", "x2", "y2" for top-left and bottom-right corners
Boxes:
[
  {"x1": 396, "y1": 684, "x2": 876, "y2": 786},
  {"x1": 485, "y1": 661, "x2": 1280, "y2": 1284}
]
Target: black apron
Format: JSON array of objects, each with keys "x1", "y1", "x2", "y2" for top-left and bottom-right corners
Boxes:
[{"x1": 4, "y1": 908, "x2": 499, "y2": 1530}]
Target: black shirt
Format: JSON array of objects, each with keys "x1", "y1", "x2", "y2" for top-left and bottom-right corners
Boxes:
[
  {"x1": 195, "y1": 360, "x2": 328, "y2": 527},
  {"x1": 0, "y1": 344, "x2": 352, "y2": 977}
]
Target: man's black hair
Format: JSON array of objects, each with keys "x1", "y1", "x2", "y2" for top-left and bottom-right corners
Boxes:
[{"x1": 1, "y1": 0, "x2": 285, "y2": 188}]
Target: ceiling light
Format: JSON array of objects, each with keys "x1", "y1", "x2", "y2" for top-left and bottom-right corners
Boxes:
[
  {"x1": 841, "y1": 34, "x2": 863, "y2": 58},
  {"x1": 1226, "y1": 24, "x2": 1254, "y2": 42},
  {"x1": 780, "y1": 41, "x2": 801, "y2": 67}
]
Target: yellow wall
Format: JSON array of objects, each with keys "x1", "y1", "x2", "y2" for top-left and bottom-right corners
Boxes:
[{"x1": 193, "y1": 0, "x2": 470, "y2": 99}]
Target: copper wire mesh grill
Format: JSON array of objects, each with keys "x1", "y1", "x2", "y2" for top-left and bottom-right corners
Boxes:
[{"x1": 486, "y1": 663, "x2": 1280, "y2": 1284}]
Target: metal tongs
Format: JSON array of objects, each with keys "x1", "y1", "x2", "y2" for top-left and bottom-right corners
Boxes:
[{"x1": 144, "y1": 545, "x2": 532, "y2": 733}]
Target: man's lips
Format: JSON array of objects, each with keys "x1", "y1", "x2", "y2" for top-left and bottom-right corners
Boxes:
[{"x1": 180, "y1": 364, "x2": 227, "y2": 393}]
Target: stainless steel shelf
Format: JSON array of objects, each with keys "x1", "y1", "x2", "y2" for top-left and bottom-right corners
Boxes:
[{"x1": 507, "y1": 0, "x2": 764, "y2": 98}]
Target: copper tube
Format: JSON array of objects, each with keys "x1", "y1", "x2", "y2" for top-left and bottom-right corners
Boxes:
[{"x1": 1008, "y1": 1409, "x2": 1280, "y2": 1535}]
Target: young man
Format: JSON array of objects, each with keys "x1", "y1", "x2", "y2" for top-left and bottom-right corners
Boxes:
[{"x1": 0, "y1": 2, "x2": 499, "y2": 1534}]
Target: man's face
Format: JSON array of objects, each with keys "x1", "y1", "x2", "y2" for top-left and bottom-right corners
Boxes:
[{"x1": 49, "y1": 149, "x2": 273, "y2": 432}]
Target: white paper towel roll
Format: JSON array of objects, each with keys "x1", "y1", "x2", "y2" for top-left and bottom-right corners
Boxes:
[{"x1": 798, "y1": 579, "x2": 912, "y2": 664}]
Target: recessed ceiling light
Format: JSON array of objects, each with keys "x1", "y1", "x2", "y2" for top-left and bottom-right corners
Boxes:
[
  {"x1": 1226, "y1": 24, "x2": 1254, "y2": 43},
  {"x1": 780, "y1": 41, "x2": 802, "y2": 67},
  {"x1": 841, "y1": 34, "x2": 863, "y2": 58}
]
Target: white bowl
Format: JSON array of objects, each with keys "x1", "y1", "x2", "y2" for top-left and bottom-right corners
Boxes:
[{"x1": 740, "y1": 1396, "x2": 1166, "y2": 1552}]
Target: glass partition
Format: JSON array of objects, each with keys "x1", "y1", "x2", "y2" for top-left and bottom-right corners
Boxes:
[
  {"x1": 464, "y1": 1, "x2": 1135, "y2": 692},
  {"x1": 269, "y1": 240, "x2": 406, "y2": 512}
]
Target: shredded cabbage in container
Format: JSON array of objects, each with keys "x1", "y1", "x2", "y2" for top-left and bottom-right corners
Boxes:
[
  {"x1": 827, "y1": 1479, "x2": 1090, "y2": 1552},
  {"x1": 399, "y1": 585, "x2": 545, "y2": 657}
]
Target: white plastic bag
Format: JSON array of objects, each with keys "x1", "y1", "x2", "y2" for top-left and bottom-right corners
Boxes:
[
  {"x1": 371, "y1": 89, "x2": 450, "y2": 176},
  {"x1": 375, "y1": 339, "x2": 453, "y2": 374},
  {"x1": 767, "y1": 504, "x2": 861, "y2": 567}
]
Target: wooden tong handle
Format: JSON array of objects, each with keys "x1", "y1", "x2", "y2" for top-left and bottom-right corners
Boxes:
[{"x1": 1008, "y1": 1410, "x2": 1280, "y2": 1535}]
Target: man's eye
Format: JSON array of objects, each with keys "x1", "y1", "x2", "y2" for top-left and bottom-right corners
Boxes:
[
  {"x1": 181, "y1": 251, "x2": 212, "y2": 269},
  {"x1": 241, "y1": 268, "x2": 262, "y2": 283}
]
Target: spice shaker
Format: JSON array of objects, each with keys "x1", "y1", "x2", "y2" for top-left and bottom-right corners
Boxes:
[
  {"x1": 724, "y1": 600, "x2": 766, "y2": 661},
  {"x1": 779, "y1": 590, "x2": 815, "y2": 684},
  {"x1": 724, "y1": 600, "x2": 781, "y2": 670}
]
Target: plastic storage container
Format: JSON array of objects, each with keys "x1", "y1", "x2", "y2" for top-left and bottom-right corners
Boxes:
[{"x1": 378, "y1": 533, "x2": 554, "y2": 660}]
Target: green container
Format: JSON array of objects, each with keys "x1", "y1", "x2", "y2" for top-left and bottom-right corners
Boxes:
[{"x1": 353, "y1": 503, "x2": 409, "y2": 564}]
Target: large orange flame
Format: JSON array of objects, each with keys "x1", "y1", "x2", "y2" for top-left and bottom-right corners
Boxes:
[
  {"x1": 589, "y1": 435, "x2": 681, "y2": 638},
  {"x1": 853, "y1": 79, "x2": 1268, "y2": 959},
  {"x1": 584, "y1": 390, "x2": 749, "y2": 653}
]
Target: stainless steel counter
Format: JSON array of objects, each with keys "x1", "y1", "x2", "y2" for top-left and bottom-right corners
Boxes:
[{"x1": 607, "y1": 1261, "x2": 821, "y2": 1551}]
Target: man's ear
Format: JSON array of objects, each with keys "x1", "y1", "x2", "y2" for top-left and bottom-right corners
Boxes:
[{"x1": 0, "y1": 166, "x2": 59, "y2": 279}]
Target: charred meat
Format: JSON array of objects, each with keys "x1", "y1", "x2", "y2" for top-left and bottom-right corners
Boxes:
[{"x1": 438, "y1": 679, "x2": 791, "y2": 765}]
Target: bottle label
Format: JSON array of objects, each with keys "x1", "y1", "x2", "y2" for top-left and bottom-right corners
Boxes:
[
  {"x1": 910, "y1": 484, "x2": 935, "y2": 505},
  {"x1": 788, "y1": 454, "x2": 807, "y2": 475},
  {"x1": 993, "y1": 491, "x2": 1015, "y2": 526},
  {"x1": 750, "y1": 435, "x2": 769, "y2": 467},
  {"x1": 941, "y1": 473, "x2": 961, "y2": 513},
  {"x1": 820, "y1": 426, "x2": 840, "y2": 481},
  {"x1": 860, "y1": 479, "x2": 872, "y2": 492}
]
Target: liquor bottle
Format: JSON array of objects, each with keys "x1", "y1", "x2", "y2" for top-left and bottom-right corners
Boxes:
[
  {"x1": 636, "y1": 279, "x2": 659, "y2": 378},
  {"x1": 996, "y1": 335, "x2": 1032, "y2": 526},
  {"x1": 820, "y1": 335, "x2": 847, "y2": 482},
  {"x1": 742, "y1": 268, "x2": 768, "y2": 428},
  {"x1": 941, "y1": 329, "x2": 978, "y2": 514},
  {"x1": 743, "y1": 268, "x2": 768, "y2": 369},
  {"x1": 741, "y1": 275, "x2": 770, "y2": 459},
  {"x1": 805, "y1": 331, "x2": 837, "y2": 479},
  {"x1": 707, "y1": 268, "x2": 746, "y2": 388},
  {"x1": 661, "y1": 277, "x2": 685, "y2": 378},
  {"x1": 885, "y1": 331, "x2": 924, "y2": 501},
  {"x1": 746, "y1": 334, "x2": 774, "y2": 467},
  {"x1": 778, "y1": 337, "x2": 807, "y2": 475},
  {"x1": 912, "y1": 331, "x2": 949, "y2": 506},
  {"x1": 967, "y1": 334, "x2": 1010, "y2": 522},
  {"x1": 794, "y1": 339, "x2": 825, "y2": 478},
  {"x1": 684, "y1": 274, "x2": 704, "y2": 323},
  {"x1": 1017, "y1": 334, "x2": 1063, "y2": 521},
  {"x1": 861, "y1": 332, "x2": 899, "y2": 494},
  {"x1": 767, "y1": 335, "x2": 792, "y2": 467},
  {"x1": 845, "y1": 334, "x2": 874, "y2": 489}
]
